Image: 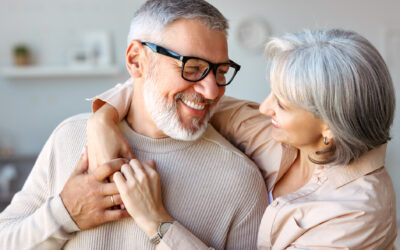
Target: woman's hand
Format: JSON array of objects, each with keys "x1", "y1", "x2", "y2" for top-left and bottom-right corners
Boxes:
[
  {"x1": 113, "y1": 159, "x2": 173, "y2": 238},
  {"x1": 87, "y1": 103, "x2": 134, "y2": 171}
]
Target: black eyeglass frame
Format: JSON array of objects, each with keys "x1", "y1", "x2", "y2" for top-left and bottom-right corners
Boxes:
[{"x1": 141, "y1": 41, "x2": 241, "y2": 86}]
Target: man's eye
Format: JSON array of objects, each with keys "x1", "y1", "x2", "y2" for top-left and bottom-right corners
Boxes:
[
  {"x1": 217, "y1": 68, "x2": 227, "y2": 74},
  {"x1": 185, "y1": 66, "x2": 200, "y2": 73}
]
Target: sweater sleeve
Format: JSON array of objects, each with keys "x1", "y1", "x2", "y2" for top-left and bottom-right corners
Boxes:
[
  {"x1": 91, "y1": 79, "x2": 133, "y2": 120},
  {"x1": 0, "y1": 132, "x2": 80, "y2": 250},
  {"x1": 157, "y1": 222, "x2": 215, "y2": 250}
]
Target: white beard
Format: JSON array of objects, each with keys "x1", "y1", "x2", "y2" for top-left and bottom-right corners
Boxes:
[{"x1": 142, "y1": 66, "x2": 215, "y2": 141}]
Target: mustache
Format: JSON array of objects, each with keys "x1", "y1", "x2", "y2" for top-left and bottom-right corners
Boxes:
[{"x1": 174, "y1": 92, "x2": 216, "y2": 105}]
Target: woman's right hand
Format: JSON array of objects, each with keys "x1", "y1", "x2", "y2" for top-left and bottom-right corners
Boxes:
[
  {"x1": 113, "y1": 159, "x2": 174, "y2": 238},
  {"x1": 87, "y1": 103, "x2": 134, "y2": 171}
]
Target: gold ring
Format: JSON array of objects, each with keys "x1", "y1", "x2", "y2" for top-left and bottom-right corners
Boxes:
[{"x1": 110, "y1": 195, "x2": 115, "y2": 206}]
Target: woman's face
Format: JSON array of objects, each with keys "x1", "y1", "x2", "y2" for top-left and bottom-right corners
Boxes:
[{"x1": 259, "y1": 88, "x2": 326, "y2": 149}]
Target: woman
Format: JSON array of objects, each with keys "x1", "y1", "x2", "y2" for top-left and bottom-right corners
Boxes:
[{"x1": 87, "y1": 29, "x2": 397, "y2": 249}]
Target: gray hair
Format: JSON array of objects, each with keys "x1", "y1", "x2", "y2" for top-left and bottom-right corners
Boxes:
[
  {"x1": 265, "y1": 29, "x2": 396, "y2": 165},
  {"x1": 127, "y1": 0, "x2": 228, "y2": 45}
]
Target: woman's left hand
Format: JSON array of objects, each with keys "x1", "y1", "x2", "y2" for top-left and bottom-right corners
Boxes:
[{"x1": 113, "y1": 159, "x2": 173, "y2": 238}]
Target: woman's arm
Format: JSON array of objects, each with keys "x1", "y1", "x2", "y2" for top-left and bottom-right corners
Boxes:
[
  {"x1": 88, "y1": 81, "x2": 282, "y2": 188},
  {"x1": 87, "y1": 103, "x2": 134, "y2": 171},
  {"x1": 87, "y1": 80, "x2": 134, "y2": 170},
  {"x1": 211, "y1": 96, "x2": 282, "y2": 187}
]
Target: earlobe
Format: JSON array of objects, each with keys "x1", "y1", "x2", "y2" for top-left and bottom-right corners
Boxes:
[
  {"x1": 126, "y1": 41, "x2": 143, "y2": 78},
  {"x1": 321, "y1": 124, "x2": 334, "y2": 144}
]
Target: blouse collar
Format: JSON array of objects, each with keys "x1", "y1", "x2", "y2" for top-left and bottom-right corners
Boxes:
[{"x1": 274, "y1": 143, "x2": 387, "y2": 189}]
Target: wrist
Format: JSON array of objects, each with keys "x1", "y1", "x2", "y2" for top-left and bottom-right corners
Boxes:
[
  {"x1": 149, "y1": 221, "x2": 174, "y2": 245},
  {"x1": 142, "y1": 214, "x2": 174, "y2": 238}
]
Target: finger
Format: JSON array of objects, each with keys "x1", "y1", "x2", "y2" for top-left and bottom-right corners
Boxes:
[
  {"x1": 74, "y1": 147, "x2": 89, "y2": 174},
  {"x1": 145, "y1": 159, "x2": 156, "y2": 171},
  {"x1": 104, "y1": 194, "x2": 124, "y2": 208},
  {"x1": 101, "y1": 182, "x2": 119, "y2": 196},
  {"x1": 113, "y1": 171, "x2": 126, "y2": 185},
  {"x1": 143, "y1": 160, "x2": 158, "y2": 178},
  {"x1": 103, "y1": 209, "x2": 130, "y2": 222},
  {"x1": 113, "y1": 171, "x2": 127, "y2": 194},
  {"x1": 129, "y1": 159, "x2": 147, "y2": 182},
  {"x1": 93, "y1": 158, "x2": 128, "y2": 181},
  {"x1": 121, "y1": 163, "x2": 135, "y2": 182}
]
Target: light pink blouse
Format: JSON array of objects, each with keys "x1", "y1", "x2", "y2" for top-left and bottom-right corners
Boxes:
[{"x1": 93, "y1": 79, "x2": 397, "y2": 250}]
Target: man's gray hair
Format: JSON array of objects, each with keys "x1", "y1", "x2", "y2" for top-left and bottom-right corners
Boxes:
[
  {"x1": 127, "y1": 0, "x2": 228, "y2": 45},
  {"x1": 265, "y1": 29, "x2": 395, "y2": 165}
]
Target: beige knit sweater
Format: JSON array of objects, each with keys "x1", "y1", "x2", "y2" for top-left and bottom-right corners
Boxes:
[{"x1": 0, "y1": 114, "x2": 268, "y2": 250}]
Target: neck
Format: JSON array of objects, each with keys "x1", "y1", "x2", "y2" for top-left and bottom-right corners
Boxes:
[
  {"x1": 294, "y1": 142, "x2": 331, "y2": 180},
  {"x1": 127, "y1": 82, "x2": 167, "y2": 138},
  {"x1": 296, "y1": 150, "x2": 316, "y2": 181}
]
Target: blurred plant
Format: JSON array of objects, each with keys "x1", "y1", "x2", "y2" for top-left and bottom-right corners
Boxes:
[
  {"x1": 13, "y1": 44, "x2": 29, "y2": 55},
  {"x1": 13, "y1": 44, "x2": 31, "y2": 66}
]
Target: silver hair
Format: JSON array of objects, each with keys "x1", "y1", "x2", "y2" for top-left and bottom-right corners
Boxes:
[
  {"x1": 127, "y1": 0, "x2": 228, "y2": 45},
  {"x1": 265, "y1": 29, "x2": 396, "y2": 165}
]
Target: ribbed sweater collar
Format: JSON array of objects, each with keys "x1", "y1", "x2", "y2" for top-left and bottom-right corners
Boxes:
[{"x1": 119, "y1": 119, "x2": 198, "y2": 154}]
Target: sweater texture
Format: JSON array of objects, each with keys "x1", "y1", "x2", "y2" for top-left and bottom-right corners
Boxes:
[{"x1": 0, "y1": 114, "x2": 268, "y2": 250}]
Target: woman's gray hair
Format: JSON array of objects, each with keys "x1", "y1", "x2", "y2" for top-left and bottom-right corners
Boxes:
[
  {"x1": 127, "y1": 0, "x2": 228, "y2": 45},
  {"x1": 265, "y1": 29, "x2": 396, "y2": 165}
]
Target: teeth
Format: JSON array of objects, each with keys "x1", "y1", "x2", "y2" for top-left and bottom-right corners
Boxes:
[
  {"x1": 271, "y1": 119, "x2": 279, "y2": 127},
  {"x1": 181, "y1": 98, "x2": 205, "y2": 110}
]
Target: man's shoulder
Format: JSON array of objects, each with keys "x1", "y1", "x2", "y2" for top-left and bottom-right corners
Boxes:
[
  {"x1": 200, "y1": 124, "x2": 258, "y2": 169},
  {"x1": 54, "y1": 113, "x2": 90, "y2": 130},
  {"x1": 51, "y1": 113, "x2": 90, "y2": 140}
]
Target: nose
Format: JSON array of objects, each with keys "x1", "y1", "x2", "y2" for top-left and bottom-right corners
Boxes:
[
  {"x1": 259, "y1": 93, "x2": 275, "y2": 117},
  {"x1": 192, "y1": 70, "x2": 221, "y2": 101}
]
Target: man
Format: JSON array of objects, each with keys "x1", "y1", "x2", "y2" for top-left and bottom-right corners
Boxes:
[{"x1": 0, "y1": 0, "x2": 267, "y2": 249}]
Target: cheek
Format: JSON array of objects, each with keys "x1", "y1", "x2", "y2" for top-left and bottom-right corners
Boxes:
[
  {"x1": 287, "y1": 116, "x2": 322, "y2": 144},
  {"x1": 216, "y1": 87, "x2": 225, "y2": 101}
]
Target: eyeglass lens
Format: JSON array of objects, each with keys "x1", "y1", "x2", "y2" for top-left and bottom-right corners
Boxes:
[{"x1": 183, "y1": 58, "x2": 236, "y2": 85}]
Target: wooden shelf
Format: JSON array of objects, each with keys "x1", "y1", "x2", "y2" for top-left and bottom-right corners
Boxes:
[{"x1": 0, "y1": 65, "x2": 123, "y2": 79}]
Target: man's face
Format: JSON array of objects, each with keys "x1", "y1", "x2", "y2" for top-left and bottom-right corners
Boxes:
[{"x1": 142, "y1": 19, "x2": 229, "y2": 141}]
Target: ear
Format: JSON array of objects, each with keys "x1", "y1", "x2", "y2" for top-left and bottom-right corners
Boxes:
[{"x1": 125, "y1": 40, "x2": 146, "y2": 78}]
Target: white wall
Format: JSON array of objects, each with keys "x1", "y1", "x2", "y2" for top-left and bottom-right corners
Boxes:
[{"x1": 0, "y1": 0, "x2": 399, "y2": 220}]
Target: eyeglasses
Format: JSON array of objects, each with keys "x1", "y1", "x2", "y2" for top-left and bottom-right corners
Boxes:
[{"x1": 141, "y1": 41, "x2": 241, "y2": 86}]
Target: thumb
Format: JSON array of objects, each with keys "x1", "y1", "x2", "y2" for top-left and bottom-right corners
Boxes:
[{"x1": 74, "y1": 147, "x2": 89, "y2": 174}]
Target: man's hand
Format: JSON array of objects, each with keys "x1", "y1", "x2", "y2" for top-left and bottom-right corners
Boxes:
[
  {"x1": 60, "y1": 149, "x2": 130, "y2": 230},
  {"x1": 87, "y1": 103, "x2": 134, "y2": 171}
]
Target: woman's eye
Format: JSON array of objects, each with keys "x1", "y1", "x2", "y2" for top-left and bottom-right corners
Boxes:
[{"x1": 276, "y1": 100, "x2": 284, "y2": 109}]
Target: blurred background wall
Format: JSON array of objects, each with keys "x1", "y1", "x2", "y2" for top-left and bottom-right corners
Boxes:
[{"x1": 0, "y1": 0, "x2": 399, "y2": 240}]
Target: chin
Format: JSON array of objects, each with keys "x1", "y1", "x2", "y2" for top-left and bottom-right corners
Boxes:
[{"x1": 166, "y1": 118, "x2": 209, "y2": 141}]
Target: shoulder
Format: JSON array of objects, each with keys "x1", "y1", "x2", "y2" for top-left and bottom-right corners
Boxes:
[
  {"x1": 48, "y1": 113, "x2": 90, "y2": 154},
  {"x1": 52, "y1": 113, "x2": 90, "y2": 137},
  {"x1": 201, "y1": 125, "x2": 255, "y2": 164},
  {"x1": 200, "y1": 125, "x2": 265, "y2": 183}
]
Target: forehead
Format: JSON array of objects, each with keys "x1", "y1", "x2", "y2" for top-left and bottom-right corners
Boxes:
[{"x1": 160, "y1": 18, "x2": 229, "y2": 63}]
